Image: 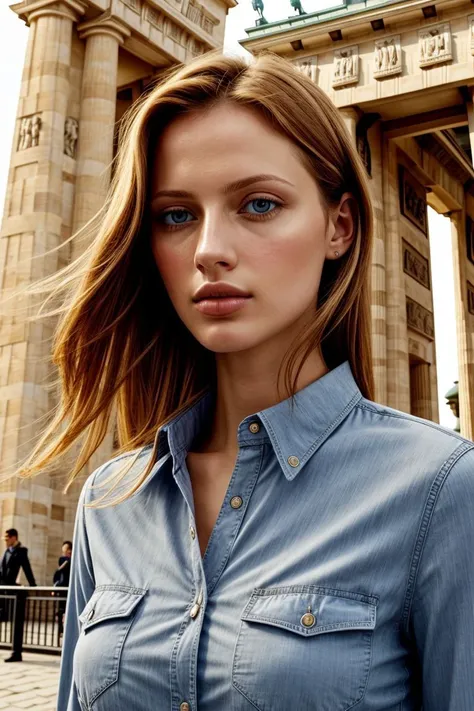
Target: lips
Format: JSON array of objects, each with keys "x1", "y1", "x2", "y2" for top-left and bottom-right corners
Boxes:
[
  {"x1": 192, "y1": 282, "x2": 252, "y2": 317},
  {"x1": 192, "y1": 283, "x2": 251, "y2": 302}
]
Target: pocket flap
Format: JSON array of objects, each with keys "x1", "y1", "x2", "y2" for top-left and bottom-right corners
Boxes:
[
  {"x1": 241, "y1": 586, "x2": 377, "y2": 637},
  {"x1": 79, "y1": 586, "x2": 147, "y2": 631}
]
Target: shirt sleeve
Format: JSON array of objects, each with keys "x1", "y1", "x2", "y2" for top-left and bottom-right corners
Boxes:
[
  {"x1": 20, "y1": 549, "x2": 36, "y2": 586},
  {"x1": 56, "y1": 476, "x2": 96, "y2": 711},
  {"x1": 410, "y1": 444, "x2": 474, "y2": 709}
]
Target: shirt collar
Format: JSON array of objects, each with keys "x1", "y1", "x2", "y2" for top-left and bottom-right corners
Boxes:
[
  {"x1": 256, "y1": 361, "x2": 362, "y2": 480},
  {"x1": 155, "y1": 361, "x2": 362, "y2": 482}
]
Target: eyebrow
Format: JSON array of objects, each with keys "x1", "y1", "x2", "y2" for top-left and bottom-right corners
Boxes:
[{"x1": 151, "y1": 174, "x2": 294, "y2": 203}]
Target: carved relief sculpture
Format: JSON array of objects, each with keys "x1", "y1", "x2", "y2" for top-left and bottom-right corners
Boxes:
[
  {"x1": 399, "y1": 166, "x2": 427, "y2": 235},
  {"x1": 17, "y1": 114, "x2": 42, "y2": 151},
  {"x1": 293, "y1": 56, "x2": 317, "y2": 83},
  {"x1": 468, "y1": 282, "x2": 474, "y2": 315},
  {"x1": 332, "y1": 46, "x2": 359, "y2": 88},
  {"x1": 418, "y1": 23, "x2": 452, "y2": 68},
  {"x1": 64, "y1": 117, "x2": 79, "y2": 159},
  {"x1": 403, "y1": 240, "x2": 430, "y2": 289},
  {"x1": 121, "y1": 0, "x2": 141, "y2": 11},
  {"x1": 186, "y1": 1, "x2": 218, "y2": 35},
  {"x1": 469, "y1": 15, "x2": 474, "y2": 56},
  {"x1": 406, "y1": 297, "x2": 435, "y2": 340},
  {"x1": 374, "y1": 35, "x2": 402, "y2": 78},
  {"x1": 147, "y1": 6, "x2": 164, "y2": 29}
]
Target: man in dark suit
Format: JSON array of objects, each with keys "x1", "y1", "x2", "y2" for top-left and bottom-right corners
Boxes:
[{"x1": 1, "y1": 528, "x2": 36, "y2": 662}]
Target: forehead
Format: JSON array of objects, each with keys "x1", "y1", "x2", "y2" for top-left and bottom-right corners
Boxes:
[{"x1": 151, "y1": 102, "x2": 310, "y2": 189}]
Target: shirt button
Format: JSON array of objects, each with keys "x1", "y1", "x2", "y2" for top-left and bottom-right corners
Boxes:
[
  {"x1": 87, "y1": 608, "x2": 95, "y2": 621},
  {"x1": 249, "y1": 422, "x2": 260, "y2": 434},
  {"x1": 230, "y1": 495, "x2": 243, "y2": 509},
  {"x1": 301, "y1": 612, "x2": 316, "y2": 627},
  {"x1": 288, "y1": 455, "x2": 300, "y2": 468},
  {"x1": 190, "y1": 526, "x2": 196, "y2": 540},
  {"x1": 180, "y1": 703, "x2": 191, "y2": 711}
]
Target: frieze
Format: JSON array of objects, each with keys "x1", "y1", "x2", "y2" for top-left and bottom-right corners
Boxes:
[
  {"x1": 374, "y1": 35, "x2": 402, "y2": 79},
  {"x1": 468, "y1": 282, "x2": 474, "y2": 316},
  {"x1": 418, "y1": 23, "x2": 452, "y2": 68},
  {"x1": 17, "y1": 114, "x2": 42, "y2": 151},
  {"x1": 406, "y1": 297, "x2": 434, "y2": 340},
  {"x1": 402, "y1": 240, "x2": 430, "y2": 290},
  {"x1": 399, "y1": 166, "x2": 427, "y2": 235},
  {"x1": 332, "y1": 46, "x2": 359, "y2": 88},
  {"x1": 121, "y1": 0, "x2": 141, "y2": 11},
  {"x1": 293, "y1": 56, "x2": 317, "y2": 83}
]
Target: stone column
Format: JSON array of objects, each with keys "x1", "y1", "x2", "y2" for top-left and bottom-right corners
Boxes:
[
  {"x1": 410, "y1": 361, "x2": 432, "y2": 420},
  {"x1": 71, "y1": 15, "x2": 130, "y2": 255},
  {"x1": 467, "y1": 87, "x2": 474, "y2": 165},
  {"x1": 0, "y1": 0, "x2": 86, "y2": 582},
  {"x1": 339, "y1": 107, "x2": 360, "y2": 144},
  {"x1": 367, "y1": 121, "x2": 387, "y2": 404},
  {"x1": 450, "y1": 210, "x2": 474, "y2": 439},
  {"x1": 382, "y1": 138, "x2": 410, "y2": 412}
]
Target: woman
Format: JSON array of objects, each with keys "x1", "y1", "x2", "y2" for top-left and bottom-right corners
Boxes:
[{"x1": 17, "y1": 53, "x2": 473, "y2": 709}]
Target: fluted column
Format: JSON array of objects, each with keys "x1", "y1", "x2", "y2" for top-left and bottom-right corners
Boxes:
[
  {"x1": 339, "y1": 107, "x2": 360, "y2": 145},
  {"x1": 382, "y1": 138, "x2": 410, "y2": 412},
  {"x1": 467, "y1": 87, "x2": 474, "y2": 168},
  {"x1": 410, "y1": 362, "x2": 432, "y2": 420},
  {"x1": 0, "y1": 0, "x2": 86, "y2": 582},
  {"x1": 450, "y1": 210, "x2": 474, "y2": 439},
  {"x1": 71, "y1": 15, "x2": 130, "y2": 253}
]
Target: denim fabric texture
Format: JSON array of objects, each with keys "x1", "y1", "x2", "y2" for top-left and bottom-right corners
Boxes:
[{"x1": 57, "y1": 361, "x2": 474, "y2": 711}]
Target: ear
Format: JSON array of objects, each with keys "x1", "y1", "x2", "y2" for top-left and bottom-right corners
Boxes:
[{"x1": 325, "y1": 192, "x2": 357, "y2": 260}]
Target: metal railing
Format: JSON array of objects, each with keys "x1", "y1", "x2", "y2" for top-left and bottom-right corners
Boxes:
[{"x1": 0, "y1": 585, "x2": 68, "y2": 656}]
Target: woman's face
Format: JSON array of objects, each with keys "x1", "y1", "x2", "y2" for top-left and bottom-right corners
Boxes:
[{"x1": 150, "y1": 102, "x2": 354, "y2": 355}]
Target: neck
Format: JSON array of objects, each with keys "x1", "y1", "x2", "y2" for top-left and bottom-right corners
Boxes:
[{"x1": 200, "y1": 343, "x2": 328, "y2": 455}]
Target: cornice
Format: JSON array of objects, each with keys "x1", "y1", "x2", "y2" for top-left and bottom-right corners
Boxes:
[{"x1": 241, "y1": 0, "x2": 462, "y2": 53}]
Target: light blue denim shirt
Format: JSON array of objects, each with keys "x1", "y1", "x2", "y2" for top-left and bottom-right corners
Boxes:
[{"x1": 57, "y1": 361, "x2": 474, "y2": 711}]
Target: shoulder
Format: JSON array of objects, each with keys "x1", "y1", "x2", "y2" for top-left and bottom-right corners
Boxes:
[
  {"x1": 355, "y1": 396, "x2": 470, "y2": 449},
  {"x1": 347, "y1": 397, "x2": 474, "y2": 488},
  {"x1": 80, "y1": 444, "x2": 160, "y2": 506}
]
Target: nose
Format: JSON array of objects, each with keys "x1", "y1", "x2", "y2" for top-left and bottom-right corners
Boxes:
[{"x1": 194, "y1": 213, "x2": 237, "y2": 275}]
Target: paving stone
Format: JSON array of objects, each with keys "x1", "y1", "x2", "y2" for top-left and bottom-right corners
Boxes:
[{"x1": 0, "y1": 652, "x2": 59, "y2": 710}]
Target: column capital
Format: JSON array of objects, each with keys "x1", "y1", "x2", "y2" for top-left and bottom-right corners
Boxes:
[
  {"x1": 78, "y1": 12, "x2": 131, "y2": 44},
  {"x1": 339, "y1": 106, "x2": 362, "y2": 123},
  {"x1": 11, "y1": 0, "x2": 87, "y2": 24}
]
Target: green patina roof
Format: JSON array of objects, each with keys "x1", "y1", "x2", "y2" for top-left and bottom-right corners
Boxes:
[{"x1": 244, "y1": 0, "x2": 406, "y2": 41}]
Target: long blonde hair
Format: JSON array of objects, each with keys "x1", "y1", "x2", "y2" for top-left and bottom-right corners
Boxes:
[{"x1": 15, "y1": 51, "x2": 374, "y2": 498}]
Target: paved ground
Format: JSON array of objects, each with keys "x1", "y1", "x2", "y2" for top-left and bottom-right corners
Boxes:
[{"x1": 0, "y1": 650, "x2": 60, "y2": 711}]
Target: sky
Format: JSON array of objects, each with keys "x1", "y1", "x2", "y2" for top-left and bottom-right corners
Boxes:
[{"x1": 0, "y1": 1, "x2": 458, "y2": 427}]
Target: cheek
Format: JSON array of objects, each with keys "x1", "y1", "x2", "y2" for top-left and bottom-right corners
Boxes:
[
  {"x1": 256, "y1": 230, "x2": 325, "y2": 296},
  {"x1": 152, "y1": 240, "x2": 190, "y2": 300}
]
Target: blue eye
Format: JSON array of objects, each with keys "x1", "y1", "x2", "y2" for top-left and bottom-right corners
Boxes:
[
  {"x1": 245, "y1": 198, "x2": 277, "y2": 215},
  {"x1": 161, "y1": 209, "x2": 194, "y2": 225}
]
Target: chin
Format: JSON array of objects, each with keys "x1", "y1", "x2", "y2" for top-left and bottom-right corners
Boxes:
[{"x1": 193, "y1": 323, "x2": 265, "y2": 354}]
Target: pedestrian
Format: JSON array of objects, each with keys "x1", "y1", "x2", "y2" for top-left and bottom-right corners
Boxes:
[
  {"x1": 53, "y1": 541, "x2": 72, "y2": 589},
  {"x1": 12, "y1": 53, "x2": 474, "y2": 709},
  {"x1": 1, "y1": 529, "x2": 36, "y2": 588},
  {"x1": 53, "y1": 541, "x2": 72, "y2": 636},
  {"x1": 1, "y1": 528, "x2": 36, "y2": 663}
]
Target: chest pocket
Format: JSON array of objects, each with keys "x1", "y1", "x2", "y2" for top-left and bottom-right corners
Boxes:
[
  {"x1": 232, "y1": 585, "x2": 377, "y2": 711},
  {"x1": 73, "y1": 585, "x2": 147, "y2": 710}
]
